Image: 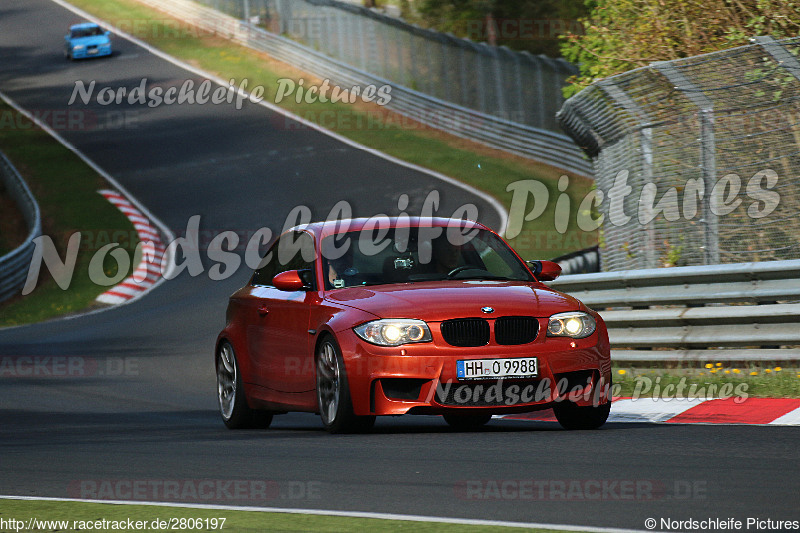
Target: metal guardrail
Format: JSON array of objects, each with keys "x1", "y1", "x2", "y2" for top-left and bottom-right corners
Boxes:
[
  {"x1": 133, "y1": 0, "x2": 593, "y2": 176},
  {"x1": 0, "y1": 151, "x2": 42, "y2": 303},
  {"x1": 548, "y1": 260, "x2": 800, "y2": 362},
  {"x1": 551, "y1": 246, "x2": 600, "y2": 276}
]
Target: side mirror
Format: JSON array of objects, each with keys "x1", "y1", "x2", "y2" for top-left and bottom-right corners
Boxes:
[
  {"x1": 272, "y1": 270, "x2": 309, "y2": 291},
  {"x1": 526, "y1": 260, "x2": 562, "y2": 282}
]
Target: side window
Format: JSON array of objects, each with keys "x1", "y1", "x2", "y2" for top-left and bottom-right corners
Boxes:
[
  {"x1": 251, "y1": 231, "x2": 317, "y2": 288},
  {"x1": 251, "y1": 239, "x2": 281, "y2": 286}
]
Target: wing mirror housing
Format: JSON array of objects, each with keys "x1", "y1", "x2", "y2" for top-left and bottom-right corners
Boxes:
[
  {"x1": 526, "y1": 260, "x2": 562, "y2": 282},
  {"x1": 273, "y1": 270, "x2": 311, "y2": 291}
]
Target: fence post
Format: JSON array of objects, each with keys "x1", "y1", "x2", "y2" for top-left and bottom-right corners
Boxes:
[
  {"x1": 335, "y1": 9, "x2": 345, "y2": 60},
  {"x1": 491, "y1": 47, "x2": 507, "y2": 120},
  {"x1": 599, "y1": 82, "x2": 657, "y2": 268},
  {"x1": 753, "y1": 35, "x2": 800, "y2": 82},
  {"x1": 457, "y1": 40, "x2": 468, "y2": 107},
  {"x1": 654, "y1": 61, "x2": 719, "y2": 265},
  {"x1": 356, "y1": 13, "x2": 366, "y2": 70},
  {"x1": 510, "y1": 50, "x2": 524, "y2": 124}
]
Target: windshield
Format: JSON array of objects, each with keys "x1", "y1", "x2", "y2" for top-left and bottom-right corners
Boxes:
[
  {"x1": 71, "y1": 26, "x2": 104, "y2": 38},
  {"x1": 321, "y1": 227, "x2": 533, "y2": 290}
]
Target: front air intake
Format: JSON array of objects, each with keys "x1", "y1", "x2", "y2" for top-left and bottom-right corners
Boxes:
[
  {"x1": 440, "y1": 318, "x2": 490, "y2": 347},
  {"x1": 495, "y1": 316, "x2": 539, "y2": 345}
]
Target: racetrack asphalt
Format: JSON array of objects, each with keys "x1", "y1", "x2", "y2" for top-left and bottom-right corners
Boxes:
[{"x1": 1, "y1": 1, "x2": 798, "y2": 530}]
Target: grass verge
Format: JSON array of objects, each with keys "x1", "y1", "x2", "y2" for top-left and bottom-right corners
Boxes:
[
  {"x1": 0, "y1": 99, "x2": 138, "y2": 328},
  {"x1": 65, "y1": 0, "x2": 597, "y2": 259},
  {"x1": 1, "y1": 499, "x2": 590, "y2": 533},
  {"x1": 612, "y1": 364, "x2": 800, "y2": 398}
]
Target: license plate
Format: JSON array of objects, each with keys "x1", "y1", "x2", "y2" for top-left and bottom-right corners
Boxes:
[
  {"x1": 88, "y1": 48, "x2": 98, "y2": 54},
  {"x1": 457, "y1": 357, "x2": 538, "y2": 380}
]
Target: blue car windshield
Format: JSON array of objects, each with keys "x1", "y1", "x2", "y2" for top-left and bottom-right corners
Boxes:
[
  {"x1": 320, "y1": 227, "x2": 534, "y2": 290},
  {"x1": 71, "y1": 27, "x2": 104, "y2": 38}
]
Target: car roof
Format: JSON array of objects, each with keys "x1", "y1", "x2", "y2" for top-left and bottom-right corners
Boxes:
[{"x1": 288, "y1": 217, "x2": 490, "y2": 240}]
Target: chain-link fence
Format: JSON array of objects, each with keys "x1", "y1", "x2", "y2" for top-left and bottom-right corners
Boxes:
[
  {"x1": 195, "y1": 0, "x2": 577, "y2": 134},
  {"x1": 558, "y1": 36, "x2": 800, "y2": 271}
]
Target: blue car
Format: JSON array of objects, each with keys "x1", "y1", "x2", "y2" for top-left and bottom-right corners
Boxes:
[{"x1": 64, "y1": 22, "x2": 112, "y2": 60}]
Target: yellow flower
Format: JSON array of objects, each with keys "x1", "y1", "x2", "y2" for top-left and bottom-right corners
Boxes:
[
  {"x1": 775, "y1": 367, "x2": 782, "y2": 372},
  {"x1": 750, "y1": 371, "x2": 758, "y2": 376},
  {"x1": 705, "y1": 363, "x2": 713, "y2": 369},
  {"x1": 724, "y1": 370, "x2": 730, "y2": 374},
  {"x1": 733, "y1": 369, "x2": 741, "y2": 374},
  {"x1": 710, "y1": 369, "x2": 717, "y2": 374},
  {"x1": 618, "y1": 369, "x2": 627, "y2": 375},
  {"x1": 716, "y1": 363, "x2": 723, "y2": 367},
  {"x1": 765, "y1": 369, "x2": 772, "y2": 374}
]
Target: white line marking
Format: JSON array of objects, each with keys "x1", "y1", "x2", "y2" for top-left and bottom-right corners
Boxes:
[
  {"x1": 0, "y1": 495, "x2": 651, "y2": 533},
  {"x1": 770, "y1": 406, "x2": 800, "y2": 426},
  {"x1": 608, "y1": 398, "x2": 707, "y2": 423},
  {"x1": 48, "y1": 0, "x2": 510, "y2": 235}
]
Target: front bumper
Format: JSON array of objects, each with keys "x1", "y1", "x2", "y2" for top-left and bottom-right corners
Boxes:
[
  {"x1": 70, "y1": 45, "x2": 112, "y2": 59},
  {"x1": 337, "y1": 318, "x2": 611, "y2": 417}
]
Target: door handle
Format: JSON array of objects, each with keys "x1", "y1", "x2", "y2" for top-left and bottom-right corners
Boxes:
[{"x1": 257, "y1": 305, "x2": 269, "y2": 316}]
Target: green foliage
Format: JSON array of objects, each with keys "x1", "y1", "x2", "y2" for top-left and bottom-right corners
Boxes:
[
  {"x1": 415, "y1": 0, "x2": 589, "y2": 57},
  {"x1": 560, "y1": 0, "x2": 800, "y2": 95}
]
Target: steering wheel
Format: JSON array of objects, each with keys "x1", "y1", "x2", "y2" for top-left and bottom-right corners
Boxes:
[{"x1": 446, "y1": 265, "x2": 479, "y2": 278}]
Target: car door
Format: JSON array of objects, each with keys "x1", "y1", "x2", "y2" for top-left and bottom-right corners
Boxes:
[{"x1": 247, "y1": 231, "x2": 317, "y2": 394}]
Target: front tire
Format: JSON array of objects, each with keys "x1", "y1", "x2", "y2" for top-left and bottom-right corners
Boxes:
[
  {"x1": 553, "y1": 400, "x2": 610, "y2": 430},
  {"x1": 217, "y1": 341, "x2": 273, "y2": 429},
  {"x1": 316, "y1": 336, "x2": 375, "y2": 434}
]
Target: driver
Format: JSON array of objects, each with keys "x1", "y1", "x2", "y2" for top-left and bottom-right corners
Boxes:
[{"x1": 322, "y1": 236, "x2": 355, "y2": 289}]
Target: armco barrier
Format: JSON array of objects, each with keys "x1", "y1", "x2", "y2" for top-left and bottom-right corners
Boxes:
[
  {"x1": 132, "y1": 0, "x2": 593, "y2": 176},
  {"x1": 548, "y1": 260, "x2": 800, "y2": 362},
  {"x1": 551, "y1": 246, "x2": 600, "y2": 276},
  {"x1": 0, "y1": 151, "x2": 41, "y2": 303}
]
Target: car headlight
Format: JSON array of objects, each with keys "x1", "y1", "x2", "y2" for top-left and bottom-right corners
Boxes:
[
  {"x1": 547, "y1": 312, "x2": 596, "y2": 339},
  {"x1": 354, "y1": 319, "x2": 432, "y2": 347},
  {"x1": 73, "y1": 44, "x2": 85, "y2": 50}
]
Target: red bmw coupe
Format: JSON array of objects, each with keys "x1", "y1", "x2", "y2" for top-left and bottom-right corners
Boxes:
[{"x1": 216, "y1": 217, "x2": 611, "y2": 433}]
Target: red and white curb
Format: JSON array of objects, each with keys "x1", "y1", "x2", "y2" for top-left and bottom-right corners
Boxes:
[
  {"x1": 95, "y1": 190, "x2": 167, "y2": 305},
  {"x1": 501, "y1": 397, "x2": 800, "y2": 426}
]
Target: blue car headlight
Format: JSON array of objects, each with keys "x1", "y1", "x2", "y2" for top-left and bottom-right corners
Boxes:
[
  {"x1": 72, "y1": 44, "x2": 85, "y2": 50},
  {"x1": 547, "y1": 312, "x2": 596, "y2": 339},
  {"x1": 354, "y1": 319, "x2": 432, "y2": 347}
]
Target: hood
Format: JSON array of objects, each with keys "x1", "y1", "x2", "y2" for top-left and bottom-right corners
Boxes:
[
  {"x1": 69, "y1": 35, "x2": 110, "y2": 47},
  {"x1": 325, "y1": 281, "x2": 583, "y2": 321}
]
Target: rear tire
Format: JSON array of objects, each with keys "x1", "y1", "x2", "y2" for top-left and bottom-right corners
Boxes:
[
  {"x1": 553, "y1": 400, "x2": 610, "y2": 430},
  {"x1": 217, "y1": 341, "x2": 273, "y2": 429},
  {"x1": 443, "y1": 413, "x2": 492, "y2": 430},
  {"x1": 316, "y1": 336, "x2": 375, "y2": 434}
]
